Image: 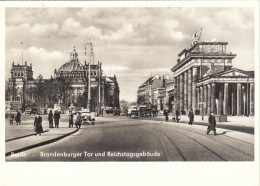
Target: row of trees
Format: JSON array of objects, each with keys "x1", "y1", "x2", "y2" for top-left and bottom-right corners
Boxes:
[{"x1": 6, "y1": 75, "x2": 90, "y2": 111}]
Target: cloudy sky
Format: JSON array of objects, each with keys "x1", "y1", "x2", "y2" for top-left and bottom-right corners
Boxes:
[{"x1": 5, "y1": 7, "x2": 254, "y2": 102}]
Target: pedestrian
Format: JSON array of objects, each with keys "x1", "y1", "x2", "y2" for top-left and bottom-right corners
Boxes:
[
  {"x1": 34, "y1": 113, "x2": 43, "y2": 136},
  {"x1": 69, "y1": 111, "x2": 74, "y2": 128},
  {"x1": 207, "y1": 112, "x2": 217, "y2": 135},
  {"x1": 54, "y1": 110, "x2": 60, "y2": 128},
  {"x1": 101, "y1": 108, "x2": 104, "y2": 117},
  {"x1": 175, "y1": 109, "x2": 180, "y2": 123},
  {"x1": 188, "y1": 109, "x2": 194, "y2": 125},
  {"x1": 15, "y1": 110, "x2": 21, "y2": 125},
  {"x1": 10, "y1": 113, "x2": 14, "y2": 125},
  {"x1": 75, "y1": 112, "x2": 82, "y2": 129},
  {"x1": 152, "y1": 108, "x2": 156, "y2": 117},
  {"x1": 164, "y1": 110, "x2": 169, "y2": 122},
  {"x1": 48, "y1": 110, "x2": 54, "y2": 128}
]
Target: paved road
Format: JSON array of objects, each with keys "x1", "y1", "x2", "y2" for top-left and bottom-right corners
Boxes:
[{"x1": 6, "y1": 116, "x2": 254, "y2": 161}]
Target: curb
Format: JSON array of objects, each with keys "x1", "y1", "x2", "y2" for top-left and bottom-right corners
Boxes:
[
  {"x1": 5, "y1": 128, "x2": 79, "y2": 157},
  {"x1": 161, "y1": 120, "x2": 254, "y2": 135},
  {"x1": 5, "y1": 130, "x2": 50, "y2": 142},
  {"x1": 141, "y1": 117, "x2": 254, "y2": 134}
]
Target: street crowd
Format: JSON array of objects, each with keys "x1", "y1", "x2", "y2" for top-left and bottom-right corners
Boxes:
[
  {"x1": 9, "y1": 110, "x2": 85, "y2": 137},
  {"x1": 9, "y1": 108, "x2": 217, "y2": 136}
]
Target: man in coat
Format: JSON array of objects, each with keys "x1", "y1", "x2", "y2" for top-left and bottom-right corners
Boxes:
[
  {"x1": 54, "y1": 110, "x2": 60, "y2": 128},
  {"x1": 175, "y1": 108, "x2": 180, "y2": 123},
  {"x1": 188, "y1": 109, "x2": 194, "y2": 125},
  {"x1": 16, "y1": 110, "x2": 21, "y2": 125},
  {"x1": 34, "y1": 113, "x2": 43, "y2": 136},
  {"x1": 69, "y1": 111, "x2": 74, "y2": 128},
  {"x1": 48, "y1": 110, "x2": 54, "y2": 128},
  {"x1": 164, "y1": 109, "x2": 169, "y2": 122},
  {"x1": 207, "y1": 112, "x2": 217, "y2": 135},
  {"x1": 75, "y1": 112, "x2": 82, "y2": 129}
]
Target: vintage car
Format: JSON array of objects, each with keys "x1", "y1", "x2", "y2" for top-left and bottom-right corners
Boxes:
[
  {"x1": 130, "y1": 110, "x2": 139, "y2": 119},
  {"x1": 25, "y1": 108, "x2": 38, "y2": 115},
  {"x1": 81, "y1": 112, "x2": 95, "y2": 125},
  {"x1": 141, "y1": 109, "x2": 152, "y2": 117}
]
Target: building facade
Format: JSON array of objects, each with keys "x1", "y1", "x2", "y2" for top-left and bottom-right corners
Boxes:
[
  {"x1": 137, "y1": 74, "x2": 174, "y2": 111},
  {"x1": 6, "y1": 43, "x2": 120, "y2": 112},
  {"x1": 171, "y1": 41, "x2": 254, "y2": 116}
]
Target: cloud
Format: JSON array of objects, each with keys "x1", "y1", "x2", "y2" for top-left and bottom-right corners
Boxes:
[
  {"x1": 30, "y1": 23, "x2": 59, "y2": 37},
  {"x1": 59, "y1": 18, "x2": 82, "y2": 37},
  {"x1": 5, "y1": 7, "x2": 255, "y2": 102}
]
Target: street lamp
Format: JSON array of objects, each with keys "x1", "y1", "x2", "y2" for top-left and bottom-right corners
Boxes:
[
  {"x1": 200, "y1": 59, "x2": 204, "y2": 121},
  {"x1": 247, "y1": 75, "x2": 249, "y2": 117}
]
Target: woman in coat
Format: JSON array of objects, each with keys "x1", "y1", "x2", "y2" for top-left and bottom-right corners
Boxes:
[
  {"x1": 15, "y1": 110, "x2": 21, "y2": 125},
  {"x1": 188, "y1": 109, "x2": 194, "y2": 125},
  {"x1": 69, "y1": 111, "x2": 74, "y2": 128},
  {"x1": 34, "y1": 113, "x2": 43, "y2": 136},
  {"x1": 207, "y1": 112, "x2": 217, "y2": 135}
]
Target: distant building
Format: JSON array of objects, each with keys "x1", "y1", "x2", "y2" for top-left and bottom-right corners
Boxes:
[
  {"x1": 6, "y1": 43, "x2": 120, "y2": 112},
  {"x1": 137, "y1": 74, "x2": 174, "y2": 111},
  {"x1": 171, "y1": 41, "x2": 254, "y2": 116}
]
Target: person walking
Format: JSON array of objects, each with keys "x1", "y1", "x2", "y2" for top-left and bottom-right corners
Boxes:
[
  {"x1": 75, "y1": 112, "x2": 82, "y2": 129},
  {"x1": 69, "y1": 111, "x2": 74, "y2": 128},
  {"x1": 175, "y1": 109, "x2": 180, "y2": 123},
  {"x1": 164, "y1": 109, "x2": 169, "y2": 122},
  {"x1": 188, "y1": 109, "x2": 194, "y2": 125},
  {"x1": 54, "y1": 110, "x2": 60, "y2": 128},
  {"x1": 10, "y1": 113, "x2": 14, "y2": 125},
  {"x1": 15, "y1": 110, "x2": 21, "y2": 125},
  {"x1": 207, "y1": 112, "x2": 217, "y2": 135},
  {"x1": 48, "y1": 110, "x2": 54, "y2": 128},
  {"x1": 34, "y1": 113, "x2": 43, "y2": 136}
]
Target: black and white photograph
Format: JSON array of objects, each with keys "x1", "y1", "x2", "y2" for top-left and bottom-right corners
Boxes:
[{"x1": 1, "y1": 0, "x2": 259, "y2": 185}]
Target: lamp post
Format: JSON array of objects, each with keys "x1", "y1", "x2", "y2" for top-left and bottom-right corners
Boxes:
[
  {"x1": 200, "y1": 59, "x2": 204, "y2": 120},
  {"x1": 247, "y1": 75, "x2": 249, "y2": 117}
]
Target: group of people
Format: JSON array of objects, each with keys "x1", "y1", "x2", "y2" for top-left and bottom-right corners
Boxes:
[
  {"x1": 9, "y1": 111, "x2": 21, "y2": 125},
  {"x1": 69, "y1": 111, "x2": 82, "y2": 129},
  {"x1": 48, "y1": 110, "x2": 61, "y2": 128}
]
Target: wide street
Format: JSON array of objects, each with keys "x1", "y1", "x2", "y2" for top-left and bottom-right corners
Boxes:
[{"x1": 6, "y1": 114, "x2": 254, "y2": 161}]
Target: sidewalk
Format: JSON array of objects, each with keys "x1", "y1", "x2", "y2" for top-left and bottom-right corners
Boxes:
[
  {"x1": 144, "y1": 114, "x2": 255, "y2": 134},
  {"x1": 5, "y1": 121, "x2": 78, "y2": 156}
]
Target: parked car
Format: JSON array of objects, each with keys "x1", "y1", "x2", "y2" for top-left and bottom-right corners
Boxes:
[
  {"x1": 130, "y1": 110, "x2": 139, "y2": 119},
  {"x1": 81, "y1": 112, "x2": 95, "y2": 125},
  {"x1": 25, "y1": 108, "x2": 38, "y2": 115}
]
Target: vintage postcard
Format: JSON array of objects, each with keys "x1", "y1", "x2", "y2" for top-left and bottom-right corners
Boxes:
[{"x1": 1, "y1": 1, "x2": 259, "y2": 186}]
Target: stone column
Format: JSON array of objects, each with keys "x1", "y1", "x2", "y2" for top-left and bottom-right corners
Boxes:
[
  {"x1": 250, "y1": 83, "x2": 254, "y2": 116},
  {"x1": 211, "y1": 83, "x2": 216, "y2": 113},
  {"x1": 184, "y1": 71, "x2": 188, "y2": 112},
  {"x1": 192, "y1": 67, "x2": 198, "y2": 111},
  {"x1": 180, "y1": 74, "x2": 184, "y2": 110},
  {"x1": 219, "y1": 86, "x2": 223, "y2": 115},
  {"x1": 200, "y1": 86, "x2": 204, "y2": 115},
  {"x1": 223, "y1": 83, "x2": 229, "y2": 115},
  {"x1": 174, "y1": 77, "x2": 178, "y2": 109},
  {"x1": 188, "y1": 69, "x2": 192, "y2": 111},
  {"x1": 204, "y1": 85, "x2": 208, "y2": 115},
  {"x1": 196, "y1": 87, "x2": 200, "y2": 111},
  {"x1": 237, "y1": 83, "x2": 242, "y2": 115},
  {"x1": 207, "y1": 84, "x2": 211, "y2": 115},
  {"x1": 233, "y1": 85, "x2": 237, "y2": 115}
]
